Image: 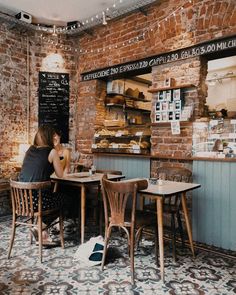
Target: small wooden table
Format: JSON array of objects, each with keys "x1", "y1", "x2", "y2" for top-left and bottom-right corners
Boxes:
[
  {"x1": 140, "y1": 180, "x2": 201, "y2": 282},
  {"x1": 51, "y1": 172, "x2": 125, "y2": 243}
]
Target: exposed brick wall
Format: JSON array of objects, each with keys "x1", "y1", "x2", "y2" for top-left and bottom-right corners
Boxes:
[
  {"x1": 0, "y1": 24, "x2": 79, "y2": 178},
  {"x1": 0, "y1": 24, "x2": 28, "y2": 166},
  {"x1": 78, "y1": 0, "x2": 236, "y2": 73},
  {"x1": 0, "y1": 0, "x2": 236, "y2": 177},
  {"x1": 76, "y1": 0, "x2": 236, "y2": 160},
  {"x1": 150, "y1": 56, "x2": 208, "y2": 160}
]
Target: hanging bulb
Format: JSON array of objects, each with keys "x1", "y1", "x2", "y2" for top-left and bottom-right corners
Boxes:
[
  {"x1": 102, "y1": 11, "x2": 107, "y2": 25},
  {"x1": 52, "y1": 24, "x2": 57, "y2": 36}
]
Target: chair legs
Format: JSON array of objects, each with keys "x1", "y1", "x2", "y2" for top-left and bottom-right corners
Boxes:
[
  {"x1": 7, "y1": 215, "x2": 16, "y2": 259},
  {"x1": 38, "y1": 217, "x2": 43, "y2": 263},
  {"x1": 135, "y1": 227, "x2": 143, "y2": 249},
  {"x1": 101, "y1": 225, "x2": 136, "y2": 285},
  {"x1": 171, "y1": 213, "x2": 176, "y2": 262},
  {"x1": 59, "y1": 213, "x2": 65, "y2": 249},
  {"x1": 130, "y1": 227, "x2": 135, "y2": 285},
  {"x1": 101, "y1": 226, "x2": 112, "y2": 270},
  {"x1": 177, "y1": 210, "x2": 185, "y2": 249}
]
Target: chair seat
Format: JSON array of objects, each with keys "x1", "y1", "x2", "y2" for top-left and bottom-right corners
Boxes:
[
  {"x1": 144, "y1": 202, "x2": 180, "y2": 214},
  {"x1": 124, "y1": 209, "x2": 156, "y2": 226}
]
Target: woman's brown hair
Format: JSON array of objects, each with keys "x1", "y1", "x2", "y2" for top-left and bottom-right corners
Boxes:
[{"x1": 33, "y1": 124, "x2": 55, "y2": 148}]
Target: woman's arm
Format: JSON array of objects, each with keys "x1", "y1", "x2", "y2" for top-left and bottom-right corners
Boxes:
[
  {"x1": 49, "y1": 149, "x2": 64, "y2": 177},
  {"x1": 64, "y1": 148, "x2": 71, "y2": 175}
]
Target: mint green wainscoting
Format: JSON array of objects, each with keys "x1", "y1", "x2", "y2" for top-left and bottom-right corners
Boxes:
[
  {"x1": 94, "y1": 154, "x2": 150, "y2": 179},
  {"x1": 192, "y1": 160, "x2": 236, "y2": 251}
]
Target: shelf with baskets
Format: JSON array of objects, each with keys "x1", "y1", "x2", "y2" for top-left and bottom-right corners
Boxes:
[
  {"x1": 92, "y1": 128, "x2": 151, "y2": 155},
  {"x1": 96, "y1": 78, "x2": 152, "y2": 155},
  {"x1": 148, "y1": 84, "x2": 195, "y2": 123}
]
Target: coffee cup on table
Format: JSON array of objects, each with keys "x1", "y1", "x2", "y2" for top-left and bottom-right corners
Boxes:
[
  {"x1": 149, "y1": 178, "x2": 157, "y2": 185},
  {"x1": 158, "y1": 173, "x2": 166, "y2": 185}
]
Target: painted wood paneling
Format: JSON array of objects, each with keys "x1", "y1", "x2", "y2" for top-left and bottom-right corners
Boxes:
[
  {"x1": 192, "y1": 161, "x2": 236, "y2": 251},
  {"x1": 94, "y1": 155, "x2": 150, "y2": 179}
]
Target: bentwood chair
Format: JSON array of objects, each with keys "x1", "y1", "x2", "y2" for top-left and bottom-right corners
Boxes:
[
  {"x1": 8, "y1": 178, "x2": 64, "y2": 262},
  {"x1": 101, "y1": 175, "x2": 157, "y2": 285},
  {"x1": 144, "y1": 166, "x2": 192, "y2": 261},
  {"x1": 96, "y1": 170, "x2": 122, "y2": 232},
  {"x1": 84, "y1": 169, "x2": 123, "y2": 233}
]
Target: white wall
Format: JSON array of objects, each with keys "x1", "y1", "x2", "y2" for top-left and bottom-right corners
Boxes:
[{"x1": 207, "y1": 56, "x2": 236, "y2": 111}]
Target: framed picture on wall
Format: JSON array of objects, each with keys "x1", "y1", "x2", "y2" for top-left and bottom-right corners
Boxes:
[
  {"x1": 156, "y1": 102, "x2": 161, "y2": 111},
  {"x1": 175, "y1": 111, "x2": 181, "y2": 120},
  {"x1": 163, "y1": 78, "x2": 174, "y2": 87},
  {"x1": 161, "y1": 112, "x2": 168, "y2": 122},
  {"x1": 166, "y1": 90, "x2": 172, "y2": 101},
  {"x1": 173, "y1": 89, "x2": 181, "y2": 101},
  {"x1": 158, "y1": 91, "x2": 164, "y2": 101},
  {"x1": 161, "y1": 101, "x2": 169, "y2": 111},
  {"x1": 175, "y1": 100, "x2": 181, "y2": 110},
  {"x1": 155, "y1": 112, "x2": 161, "y2": 122}
]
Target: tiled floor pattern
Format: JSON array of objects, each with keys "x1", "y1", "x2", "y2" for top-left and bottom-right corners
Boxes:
[{"x1": 0, "y1": 216, "x2": 235, "y2": 294}]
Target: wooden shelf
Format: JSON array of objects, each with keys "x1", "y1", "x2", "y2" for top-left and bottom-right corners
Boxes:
[
  {"x1": 94, "y1": 134, "x2": 150, "y2": 139},
  {"x1": 92, "y1": 152, "x2": 151, "y2": 158},
  {"x1": 106, "y1": 92, "x2": 147, "y2": 102},
  {"x1": 148, "y1": 84, "x2": 196, "y2": 93},
  {"x1": 105, "y1": 103, "x2": 150, "y2": 113},
  {"x1": 150, "y1": 154, "x2": 193, "y2": 161},
  {"x1": 192, "y1": 157, "x2": 236, "y2": 162},
  {"x1": 151, "y1": 121, "x2": 193, "y2": 127},
  {"x1": 92, "y1": 148, "x2": 150, "y2": 155}
]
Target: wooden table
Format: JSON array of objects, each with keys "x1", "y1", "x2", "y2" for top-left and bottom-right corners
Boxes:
[
  {"x1": 51, "y1": 172, "x2": 125, "y2": 243},
  {"x1": 140, "y1": 180, "x2": 201, "y2": 282}
]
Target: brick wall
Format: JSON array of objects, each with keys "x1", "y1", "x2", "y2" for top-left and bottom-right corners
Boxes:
[
  {"x1": 77, "y1": 0, "x2": 236, "y2": 158},
  {"x1": 150, "y1": 56, "x2": 208, "y2": 159},
  {"x1": 0, "y1": 23, "x2": 79, "y2": 177},
  {"x1": 0, "y1": 0, "x2": 236, "y2": 176}
]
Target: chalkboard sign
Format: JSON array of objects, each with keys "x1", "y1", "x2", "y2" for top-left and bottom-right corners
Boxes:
[{"x1": 38, "y1": 71, "x2": 69, "y2": 143}]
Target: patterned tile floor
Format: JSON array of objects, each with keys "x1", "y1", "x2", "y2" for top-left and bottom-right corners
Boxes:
[{"x1": 0, "y1": 216, "x2": 235, "y2": 295}]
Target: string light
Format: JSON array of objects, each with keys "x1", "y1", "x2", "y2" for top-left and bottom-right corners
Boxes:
[
  {"x1": 36, "y1": 0, "x2": 195, "y2": 54},
  {"x1": 29, "y1": 0, "x2": 133, "y2": 34},
  {"x1": 77, "y1": 0, "x2": 192, "y2": 55}
]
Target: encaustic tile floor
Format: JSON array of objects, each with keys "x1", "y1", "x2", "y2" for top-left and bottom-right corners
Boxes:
[{"x1": 0, "y1": 216, "x2": 235, "y2": 295}]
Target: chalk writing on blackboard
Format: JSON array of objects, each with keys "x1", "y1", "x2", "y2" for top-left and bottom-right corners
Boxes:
[{"x1": 38, "y1": 72, "x2": 69, "y2": 143}]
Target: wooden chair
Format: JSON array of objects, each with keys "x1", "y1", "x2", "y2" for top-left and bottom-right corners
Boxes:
[
  {"x1": 86, "y1": 169, "x2": 123, "y2": 233},
  {"x1": 101, "y1": 175, "x2": 157, "y2": 285},
  {"x1": 8, "y1": 178, "x2": 64, "y2": 262},
  {"x1": 145, "y1": 166, "x2": 192, "y2": 261}
]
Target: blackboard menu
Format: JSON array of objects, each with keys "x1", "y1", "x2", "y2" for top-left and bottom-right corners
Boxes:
[{"x1": 38, "y1": 71, "x2": 69, "y2": 143}]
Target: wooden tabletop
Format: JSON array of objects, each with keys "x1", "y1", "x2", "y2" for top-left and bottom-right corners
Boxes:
[
  {"x1": 51, "y1": 172, "x2": 125, "y2": 184},
  {"x1": 140, "y1": 180, "x2": 201, "y2": 196}
]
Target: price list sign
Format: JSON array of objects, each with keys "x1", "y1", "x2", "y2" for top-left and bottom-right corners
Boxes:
[{"x1": 38, "y1": 71, "x2": 69, "y2": 143}]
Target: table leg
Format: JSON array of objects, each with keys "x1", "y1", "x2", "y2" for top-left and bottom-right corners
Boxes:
[
  {"x1": 81, "y1": 185, "x2": 86, "y2": 244},
  {"x1": 181, "y1": 192, "x2": 195, "y2": 257},
  {"x1": 156, "y1": 197, "x2": 164, "y2": 282}
]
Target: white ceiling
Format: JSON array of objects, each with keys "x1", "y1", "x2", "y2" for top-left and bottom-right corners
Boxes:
[{"x1": 0, "y1": 0, "x2": 149, "y2": 26}]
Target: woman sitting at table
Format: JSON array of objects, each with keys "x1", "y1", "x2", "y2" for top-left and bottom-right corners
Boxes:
[
  {"x1": 19, "y1": 124, "x2": 64, "y2": 245},
  {"x1": 53, "y1": 128, "x2": 71, "y2": 174},
  {"x1": 53, "y1": 128, "x2": 77, "y2": 230}
]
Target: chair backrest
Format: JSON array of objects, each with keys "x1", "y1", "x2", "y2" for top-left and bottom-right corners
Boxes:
[
  {"x1": 101, "y1": 176, "x2": 148, "y2": 227},
  {"x1": 96, "y1": 169, "x2": 122, "y2": 175},
  {"x1": 156, "y1": 166, "x2": 192, "y2": 183},
  {"x1": 10, "y1": 179, "x2": 51, "y2": 217}
]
